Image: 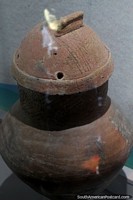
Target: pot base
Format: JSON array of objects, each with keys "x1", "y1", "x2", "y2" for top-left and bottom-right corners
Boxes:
[{"x1": 0, "y1": 102, "x2": 132, "y2": 199}]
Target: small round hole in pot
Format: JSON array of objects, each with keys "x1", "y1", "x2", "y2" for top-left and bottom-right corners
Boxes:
[{"x1": 56, "y1": 72, "x2": 64, "y2": 80}]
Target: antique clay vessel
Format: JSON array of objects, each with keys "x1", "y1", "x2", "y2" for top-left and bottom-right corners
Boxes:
[{"x1": 0, "y1": 11, "x2": 133, "y2": 200}]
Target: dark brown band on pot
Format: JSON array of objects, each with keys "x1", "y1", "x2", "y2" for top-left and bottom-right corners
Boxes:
[{"x1": 10, "y1": 81, "x2": 110, "y2": 131}]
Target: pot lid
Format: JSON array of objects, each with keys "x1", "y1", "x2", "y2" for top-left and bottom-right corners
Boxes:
[{"x1": 12, "y1": 11, "x2": 114, "y2": 95}]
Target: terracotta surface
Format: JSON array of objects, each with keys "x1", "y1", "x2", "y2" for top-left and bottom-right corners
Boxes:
[
  {"x1": 0, "y1": 11, "x2": 133, "y2": 200},
  {"x1": 12, "y1": 12, "x2": 113, "y2": 94},
  {"x1": 0, "y1": 102, "x2": 132, "y2": 199}
]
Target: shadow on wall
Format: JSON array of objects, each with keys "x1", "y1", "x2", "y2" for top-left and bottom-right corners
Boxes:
[
  {"x1": 0, "y1": 83, "x2": 19, "y2": 111},
  {"x1": 0, "y1": 174, "x2": 48, "y2": 200},
  {"x1": 107, "y1": 169, "x2": 128, "y2": 195}
]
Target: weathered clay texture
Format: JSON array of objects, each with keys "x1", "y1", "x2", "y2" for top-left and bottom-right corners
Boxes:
[
  {"x1": 0, "y1": 11, "x2": 133, "y2": 200},
  {"x1": 12, "y1": 12, "x2": 113, "y2": 94}
]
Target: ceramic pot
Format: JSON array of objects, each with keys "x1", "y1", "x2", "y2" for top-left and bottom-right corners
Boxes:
[{"x1": 0, "y1": 11, "x2": 133, "y2": 200}]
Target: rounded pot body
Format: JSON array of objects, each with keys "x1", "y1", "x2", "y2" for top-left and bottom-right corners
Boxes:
[
  {"x1": 1, "y1": 11, "x2": 132, "y2": 200},
  {"x1": 0, "y1": 98, "x2": 132, "y2": 199}
]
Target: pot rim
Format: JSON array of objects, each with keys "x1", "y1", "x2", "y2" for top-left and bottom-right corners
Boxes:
[{"x1": 12, "y1": 46, "x2": 114, "y2": 95}]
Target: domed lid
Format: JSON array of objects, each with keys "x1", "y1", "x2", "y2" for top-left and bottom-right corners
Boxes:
[{"x1": 12, "y1": 11, "x2": 114, "y2": 95}]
